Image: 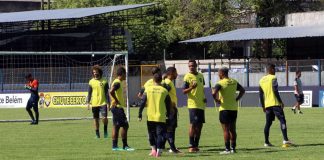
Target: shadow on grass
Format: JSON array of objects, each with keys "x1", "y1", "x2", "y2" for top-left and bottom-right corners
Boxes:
[
  {"x1": 177, "y1": 145, "x2": 219, "y2": 150},
  {"x1": 295, "y1": 143, "x2": 324, "y2": 147},
  {"x1": 179, "y1": 153, "x2": 212, "y2": 158}
]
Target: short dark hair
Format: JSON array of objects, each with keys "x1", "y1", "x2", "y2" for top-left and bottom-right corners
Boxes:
[
  {"x1": 188, "y1": 59, "x2": 197, "y2": 64},
  {"x1": 296, "y1": 70, "x2": 301, "y2": 74},
  {"x1": 153, "y1": 73, "x2": 162, "y2": 83},
  {"x1": 267, "y1": 63, "x2": 275, "y2": 72},
  {"x1": 25, "y1": 73, "x2": 32, "y2": 79},
  {"x1": 151, "y1": 67, "x2": 161, "y2": 75},
  {"x1": 117, "y1": 67, "x2": 126, "y2": 76},
  {"x1": 219, "y1": 67, "x2": 229, "y2": 76},
  {"x1": 166, "y1": 67, "x2": 176, "y2": 75},
  {"x1": 92, "y1": 65, "x2": 103, "y2": 77}
]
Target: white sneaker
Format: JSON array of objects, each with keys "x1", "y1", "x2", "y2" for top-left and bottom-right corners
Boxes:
[
  {"x1": 283, "y1": 140, "x2": 293, "y2": 145},
  {"x1": 264, "y1": 143, "x2": 274, "y2": 147},
  {"x1": 230, "y1": 149, "x2": 236, "y2": 153},
  {"x1": 219, "y1": 150, "x2": 231, "y2": 155}
]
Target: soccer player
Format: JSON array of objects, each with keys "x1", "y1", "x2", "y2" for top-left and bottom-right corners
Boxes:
[
  {"x1": 212, "y1": 67, "x2": 245, "y2": 154},
  {"x1": 183, "y1": 59, "x2": 206, "y2": 153},
  {"x1": 87, "y1": 65, "x2": 109, "y2": 139},
  {"x1": 164, "y1": 67, "x2": 181, "y2": 153},
  {"x1": 259, "y1": 64, "x2": 292, "y2": 147},
  {"x1": 292, "y1": 70, "x2": 304, "y2": 114},
  {"x1": 138, "y1": 73, "x2": 171, "y2": 157},
  {"x1": 24, "y1": 73, "x2": 39, "y2": 125},
  {"x1": 137, "y1": 66, "x2": 161, "y2": 98},
  {"x1": 110, "y1": 67, "x2": 134, "y2": 151}
]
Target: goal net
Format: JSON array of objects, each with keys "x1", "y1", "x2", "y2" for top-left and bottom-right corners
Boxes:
[{"x1": 0, "y1": 51, "x2": 129, "y2": 122}]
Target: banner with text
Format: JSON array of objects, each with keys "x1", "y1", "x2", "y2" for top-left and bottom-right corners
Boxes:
[
  {"x1": 0, "y1": 92, "x2": 88, "y2": 108},
  {"x1": 300, "y1": 91, "x2": 312, "y2": 108},
  {"x1": 39, "y1": 92, "x2": 87, "y2": 108},
  {"x1": 0, "y1": 93, "x2": 30, "y2": 108}
]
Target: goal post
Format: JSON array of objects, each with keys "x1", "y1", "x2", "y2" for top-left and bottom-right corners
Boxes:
[{"x1": 0, "y1": 51, "x2": 130, "y2": 122}]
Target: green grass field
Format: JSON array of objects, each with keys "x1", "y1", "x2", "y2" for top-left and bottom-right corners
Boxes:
[{"x1": 0, "y1": 107, "x2": 323, "y2": 160}]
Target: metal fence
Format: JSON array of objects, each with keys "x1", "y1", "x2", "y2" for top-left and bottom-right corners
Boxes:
[{"x1": 166, "y1": 59, "x2": 324, "y2": 88}]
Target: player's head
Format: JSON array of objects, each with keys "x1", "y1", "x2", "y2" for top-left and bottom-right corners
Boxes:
[
  {"x1": 151, "y1": 67, "x2": 161, "y2": 75},
  {"x1": 162, "y1": 73, "x2": 167, "y2": 80},
  {"x1": 188, "y1": 59, "x2": 197, "y2": 73},
  {"x1": 25, "y1": 73, "x2": 33, "y2": 81},
  {"x1": 166, "y1": 67, "x2": 178, "y2": 80},
  {"x1": 117, "y1": 67, "x2": 126, "y2": 80},
  {"x1": 153, "y1": 73, "x2": 162, "y2": 84},
  {"x1": 267, "y1": 63, "x2": 276, "y2": 75},
  {"x1": 218, "y1": 67, "x2": 229, "y2": 79},
  {"x1": 296, "y1": 70, "x2": 301, "y2": 78},
  {"x1": 92, "y1": 65, "x2": 103, "y2": 79}
]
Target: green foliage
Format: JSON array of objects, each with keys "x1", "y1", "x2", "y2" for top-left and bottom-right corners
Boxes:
[{"x1": 51, "y1": 0, "x2": 323, "y2": 59}]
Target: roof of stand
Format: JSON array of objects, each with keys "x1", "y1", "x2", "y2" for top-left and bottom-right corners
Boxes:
[
  {"x1": 0, "y1": 3, "x2": 154, "y2": 23},
  {"x1": 181, "y1": 25, "x2": 324, "y2": 43}
]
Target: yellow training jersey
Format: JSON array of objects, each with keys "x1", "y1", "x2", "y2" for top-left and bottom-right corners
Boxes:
[
  {"x1": 110, "y1": 78, "x2": 125, "y2": 108},
  {"x1": 183, "y1": 72, "x2": 206, "y2": 110},
  {"x1": 89, "y1": 78, "x2": 108, "y2": 107},
  {"x1": 143, "y1": 79, "x2": 154, "y2": 89},
  {"x1": 217, "y1": 78, "x2": 239, "y2": 111},
  {"x1": 259, "y1": 74, "x2": 281, "y2": 108},
  {"x1": 145, "y1": 85, "x2": 169, "y2": 123},
  {"x1": 164, "y1": 78, "x2": 177, "y2": 107},
  {"x1": 143, "y1": 79, "x2": 165, "y2": 89}
]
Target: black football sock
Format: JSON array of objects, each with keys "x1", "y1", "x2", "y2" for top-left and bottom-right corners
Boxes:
[
  {"x1": 189, "y1": 136, "x2": 195, "y2": 148},
  {"x1": 122, "y1": 138, "x2": 128, "y2": 148},
  {"x1": 95, "y1": 130, "x2": 100, "y2": 138},
  {"x1": 167, "y1": 132, "x2": 176, "y2": 151},
  {"x1": 113, "y1": 139, "x2": 118, "y2": 148},
  {"x1": 194, "y1": 136, "x2": 200, "y2": 148},
  {"x1": 225, "y1": 141, "x2": 230, "y2": 151},
  {"x1": 104, "y1": 125, "x2": 108, "y2": 134},
  {"x1": 26, "y1": 109, "x2": 35, "y2": 122}
]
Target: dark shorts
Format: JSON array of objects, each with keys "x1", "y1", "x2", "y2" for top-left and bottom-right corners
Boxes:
[
  {"x1": 147, "y1": 121, "x2": 166, "y2": 137},
  {"x1": 295, "y1": 94, "x2": 304, "y2": 104},
  {"x1": 189, "y1": 108, "x2": 205, "y2": 124},
  {"x1": 111, "y1": 107, "x2": 128, "y2": 127},
  {"x1": 92, "y1": 105, "x2": 108, "y2": 119},
  {"x1": 167, "y1": 107, "x2": 178, "y2": 130},
  {"x1": 26, "y1": 97, "x2": 39, "y2": 110},
  {"x1": 219, "y1": 110, "x2": 238, "y2": 124},
  {"x1": 265, "y1": 106, "x2": 286, "y2": 123}
]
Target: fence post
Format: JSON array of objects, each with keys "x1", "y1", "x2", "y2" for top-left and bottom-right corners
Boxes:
[
  {"x1": 0, "y1": 69, "x2": 3, "y2": 92},
  {"x1": 245, "y1": 59, "x2": 250, "y2": 87},
  {"x1": 318, "y1": 59, "x2": 321, "y2": 86},
  {"x1": 208, "y1": 63, "x2": 211, "y2": 88},
  {"x1": 172, "y1": 63, "x2": 176, "y2": 85},
  {"x1": 68, "y1": 67, "x2": 72, "y2": 90},
  {"x1": 286, "y1": 60, "x2": 289, "y2": 87}
]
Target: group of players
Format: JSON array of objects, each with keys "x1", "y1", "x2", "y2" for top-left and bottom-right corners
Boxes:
[{"x1": 23, "y1": 59, "x2": 304, "y2": 157}]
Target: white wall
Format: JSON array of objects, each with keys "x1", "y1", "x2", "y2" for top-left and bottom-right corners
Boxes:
[{"x1": 286, "y1": 11, "x2": 324, "y2": 26}]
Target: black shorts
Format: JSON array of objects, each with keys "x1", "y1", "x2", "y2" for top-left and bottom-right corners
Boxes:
[
  {"x1": 26, "y1": 97, "x2": 39, "y2": 110},
  {"x1": 167, "y1": 107, "x2": 178, "y2": 129},
  {"x1": 265, "y1": 106, "x2": 286, "y2": 123},
  {"x1": 111, "y1": 107, "x2": 128, "y2": 127},
  {"x1": 295, "y1": 94, "x2": 304, "y2": 104},
  {"x1": 219, "y1": 110, "x2": 237, "y2": 124},
  {"x1": 147, "y1": 121, "x2": 166, "y2": 137},
  {"x1": 92, "y1": 105, "x2": 108, "y2": 119},
  {"x1": 189, "y1": 108, "x2": 205, "y2": 124}
]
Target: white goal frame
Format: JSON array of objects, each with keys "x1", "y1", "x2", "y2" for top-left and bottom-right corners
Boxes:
[{"x1": 0, "y1": 51, "x2": 130, "y2": 122}]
